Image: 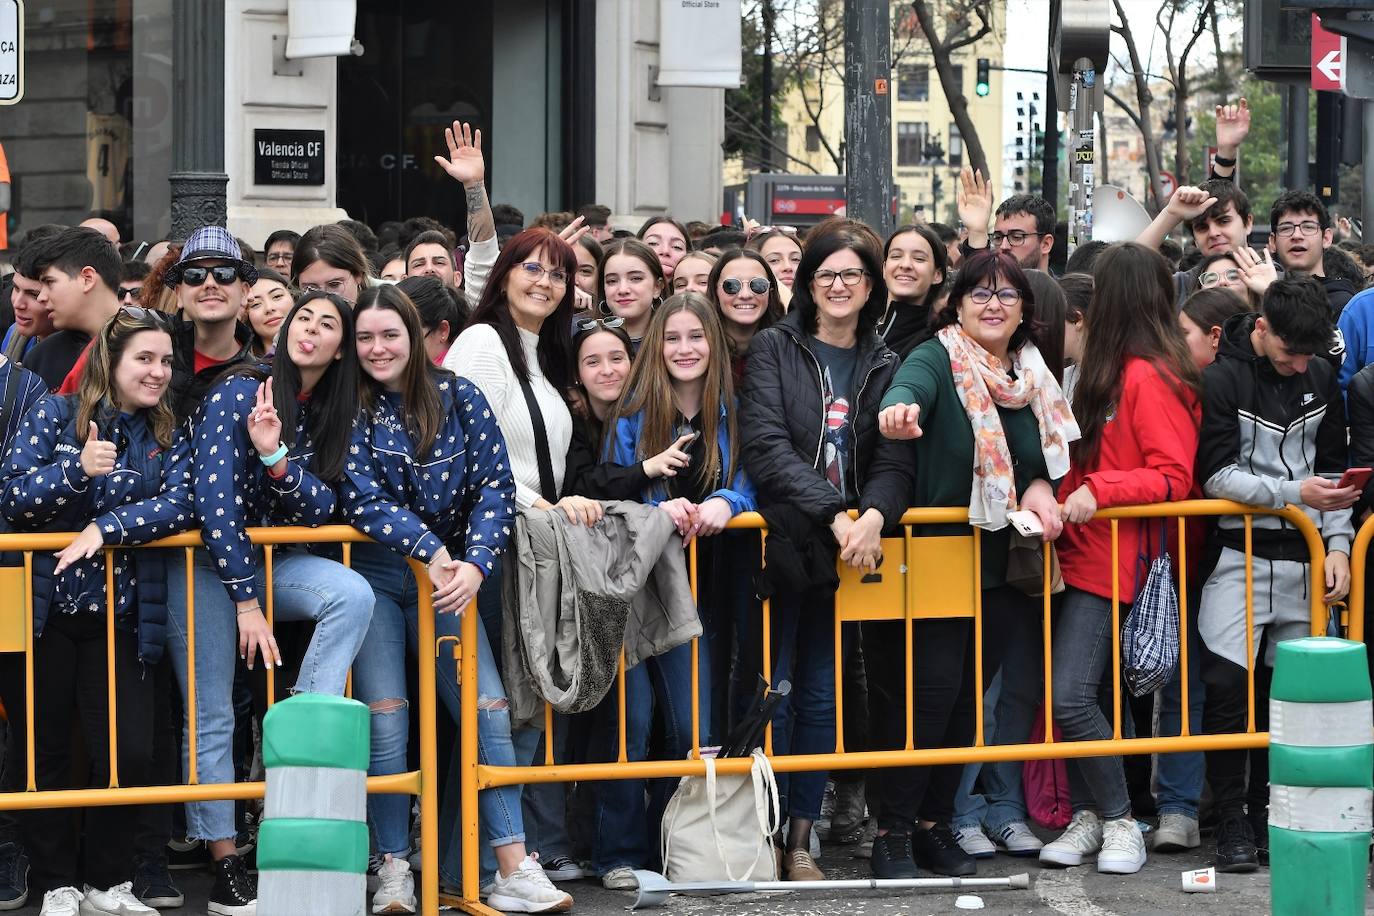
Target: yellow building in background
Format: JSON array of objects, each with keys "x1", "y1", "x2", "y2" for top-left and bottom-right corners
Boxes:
[{"x1": 727, "y1": 1, "x2": 1005, "y2": 228}]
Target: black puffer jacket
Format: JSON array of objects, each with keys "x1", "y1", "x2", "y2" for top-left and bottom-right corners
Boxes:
[
  {"x1": 169, "y1": 314, "x2": 256, "y2": 422},
  {"x1": 740, "y1": 309, "x2": 913, "y2": 528},
  {"x1": 1347, "y1": 362, "x2": 1374, "y2": 516}
]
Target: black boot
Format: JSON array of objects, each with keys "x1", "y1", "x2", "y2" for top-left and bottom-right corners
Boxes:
[{"x1": 208, "y1": 854, "x2": 257, "y2": 916}]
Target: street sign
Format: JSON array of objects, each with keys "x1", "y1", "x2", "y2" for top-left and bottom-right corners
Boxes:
[
  {"x1": 1312, "y1": 13, "x2": 1346, "y2": 92},
  {"x1": 1160, "y1": 170, "x2": 1177, "y2": 199},
  {"x1": 0, "y1": 0, "x2": 21, "y2": 106}
]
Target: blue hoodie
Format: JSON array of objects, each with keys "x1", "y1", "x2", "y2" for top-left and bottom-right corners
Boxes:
[
  {"x1": 609, "y1": 403, "x2": 757, "y2": 515},
  {"x1": 191, "y1": 372, "x2": 337, "y2": 602},
  {"x1": 342, "y1": 372, "x2": 514, "y2": 575},
  {"x1": 2, "y1": 395, "x2": 193, "y2": 663}
]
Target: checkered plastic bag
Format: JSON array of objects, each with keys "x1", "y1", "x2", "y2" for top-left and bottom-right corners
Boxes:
[{"x1": 1121, "y1": 519, "x2": 1180, "y2": 697}]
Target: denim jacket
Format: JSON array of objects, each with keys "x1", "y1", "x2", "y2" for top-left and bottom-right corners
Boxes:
[
  {"x1": 191, "y1": 372, "x2": 337, "y2": 602},
  {"x1": 2, "y1": 395, "x2": 193, "y2": 663},
  {"x1": 341, "y1": 373, "x2": 515, "y2": 575}
]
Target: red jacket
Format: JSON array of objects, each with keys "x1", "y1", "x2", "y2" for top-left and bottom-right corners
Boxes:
[{"x1": 1057, "y1": 356, "x2": 1201, "y2": 602}]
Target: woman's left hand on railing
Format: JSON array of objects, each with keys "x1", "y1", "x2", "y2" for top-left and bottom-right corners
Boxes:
[
  {"x1": 837, "y1": 508, "x2": 884, "y2": 572},
  {"x1": 1060, "y1": 483, "x2": 1097, "y2": 525},
  {"x1": 52, "y1": 522, "x2": 104, "y2": 575},
  {"x1": 428, "y1": 548, "x2": 483, "y2": 614},
  {"x1": 1020, "y1": 479, "x2": 1064, "y2": 541},
  {"x1": 687, "y1": 497, "x2": 732, "y2": 540},
  {"x1": 1325, "y1": 550, "x2": 1351, "y2": 604}
]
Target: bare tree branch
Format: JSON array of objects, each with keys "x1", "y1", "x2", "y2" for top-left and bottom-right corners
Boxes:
[
  {"x1": 911, "y1": 0, "x2": 993, "y2": 177},
  {"x1": 1112, "y1": 0, "x2": 1166, "y2": 206}
]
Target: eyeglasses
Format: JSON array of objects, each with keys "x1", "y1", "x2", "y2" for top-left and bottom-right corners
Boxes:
[
  {"x1": 117, "y1": 286, "x2": 142, "y2": 302},
  {"x1": 518, "y1": 262, "x2": 569, "y2": 286},
  {"x1": 968, "y1": 287, "x2": 1022, "y2": 306},
  {"x1": 1274, "y1": 221, "x2": 1322, "y2": 238},
  {"x1": 181, "y1": 265, "x2": 240, "y2": 286},
  {"x1": 120, "y1": 306, "x2": 173, "y2": 329},
  {"x1": 1199, "y1": 268, "x2": 1242, "y2": 288},
  {"x1": 265, "y1": 251, "x2": 292, "y2": 265},
  {"x1": 575, "y1": 316, "x2": 625, "y2": 332},
  {"x1": 301, "y1": 278, "x2": 353, "y2": 295},
  {"x1": 989, "y1": 230, "x2": 1043, "y2": 247},
  {"x1": 812, "y1": 268, "x2": 869, "y2": 288},
  {"x1": 721, "y1": 276, "x2": 771, "y2": 295}
]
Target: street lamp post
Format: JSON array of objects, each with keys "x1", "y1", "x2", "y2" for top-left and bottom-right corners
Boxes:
[{"x1": 169, "y1": 0, "x2": 229, "y2": 239}]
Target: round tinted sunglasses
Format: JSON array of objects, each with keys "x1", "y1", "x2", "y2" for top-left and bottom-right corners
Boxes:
[{"x1": 722, "y1": 276, "x2": 771, "y2": 296}]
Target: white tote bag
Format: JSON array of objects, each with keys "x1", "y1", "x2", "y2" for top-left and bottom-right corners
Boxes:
[{"x1": 660, "y1": 750, "x2": 780, "y2": 883}]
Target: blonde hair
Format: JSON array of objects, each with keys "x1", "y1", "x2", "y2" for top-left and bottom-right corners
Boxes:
[
  {"x1": 606, "y1": 292, "x2": 737, "y2": 493},
  {"x1": 77, "y1": 309, "x2": 177, "y2": 448}
]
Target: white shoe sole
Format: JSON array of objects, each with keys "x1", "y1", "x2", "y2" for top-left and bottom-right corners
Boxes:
[
  {"x1": 485, "y1": 891, "x2": 573, "y2": 913},
  {"x1": 207, "y1": 901, "x2": 256, "y2": 916},
  {"x1": 372, "y1": 898, "x2": 417, "y2": 915},
  {"x1": 1152, "y1": 829, "x2": 1200, "y2": 852},
  {"x1": 1097, "y1": 852, "x2": 1146, "y2": 874},
  {"x1": 1038, "y1": 845, "x2": 1093, "y2": 867}
]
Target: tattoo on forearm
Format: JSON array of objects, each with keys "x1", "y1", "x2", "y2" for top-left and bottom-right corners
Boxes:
[{"x1": 466, "y1": 184, "x2": 487, "y2": 215}]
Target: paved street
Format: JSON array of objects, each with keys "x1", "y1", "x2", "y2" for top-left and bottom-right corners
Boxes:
[{"x1": 12, "y1": 833, "x2": 1371, "y2": 915}]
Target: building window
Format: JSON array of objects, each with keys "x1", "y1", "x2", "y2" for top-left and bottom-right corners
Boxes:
[
  {"x1": 897, "y1": 122, "x2": 929, "y2": 166},
  {"x1": 805, "y1": 125, "x2": 821, "y2": 153},
  {"x1": 949, "y1": 123, "x2": 963, "y2": 168},
  {"x1": 898, "y1": 66, "x2": 929, "y2": 102}
]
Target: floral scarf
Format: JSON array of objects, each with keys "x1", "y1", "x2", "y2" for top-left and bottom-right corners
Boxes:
[{"x1": 936, "y1": 324, "x2": 1080, "y2": 530}]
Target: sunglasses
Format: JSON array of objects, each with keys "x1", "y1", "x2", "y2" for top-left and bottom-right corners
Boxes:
[
  {"x1": 576, "y1": 316, "x2": 626, "y2": 332},
  {"x1": 120, "y1": 306, "x2": 173, "y2": 329},
  {"x1": 117, "y1": 286, "x2": 142, "y2": 301},
  {"x1": 180, "y1": 265, "x2": 240, "y2": 286},
  {"x1": 721, "y1": 276, "x2": 771, "y2": 296}
]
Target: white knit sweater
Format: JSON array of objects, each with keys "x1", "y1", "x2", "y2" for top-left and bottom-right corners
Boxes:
[{"x1": 444, "y1": 323, "x2": 572, "y2": 508}]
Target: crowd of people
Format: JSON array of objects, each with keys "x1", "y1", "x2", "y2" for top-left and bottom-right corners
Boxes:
[{"x1": 0, "y1": 104, "x2": 1373, "y2": 916}]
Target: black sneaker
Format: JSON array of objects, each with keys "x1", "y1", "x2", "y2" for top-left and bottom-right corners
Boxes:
[
  {"x1": 870, "y1": 831, "x2": 919, "y2": 879},
  {"x1": 912, "y1": 824, "x2": 976, "y2": 877},
  {"x1": 208, "y1": 853, "x2": 257, "y2": 916},
  {"x1": 1214, "y1": 815, "x2": 1259, "y2": 873},
  {"x1": 166, "y1": 838, "x2": 211, "y2": 871},
  {"x1": 133, "y1": 853, "x2": 185, "y2": 908},
  {"x1": 0, "y1": 842, "x2": 28, "y2": 910}
]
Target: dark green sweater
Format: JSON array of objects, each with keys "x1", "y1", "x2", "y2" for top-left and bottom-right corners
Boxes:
[{"x1": 880, "y1": 338, "x2": 1050, "y2": 588}]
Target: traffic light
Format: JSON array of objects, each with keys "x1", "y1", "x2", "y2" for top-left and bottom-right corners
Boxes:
[{"x1": 976, "y1": 59, "x2": 991, "y2": 97}]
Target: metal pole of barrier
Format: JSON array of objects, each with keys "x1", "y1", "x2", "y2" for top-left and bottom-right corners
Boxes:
[
  {"x1": 761, "y1": 529, "x2": 774, "y2": 756},
  {"x1": 1347, "y1": 516, "x2": 1374, "y2": 642},
  {"x1": 903, "y1": 526, "x2": 914, "y2": 750},
  {"x1": 1245, "y1": 516, "x2": 1255, "y2": 732},
  {"x1": 1177, "y1": 517, "x2": 1191, "y2": 736},
  {"x1": 689, "y1": 540, "x2": 700, "y2": 756},
  {"x1": 105, "y1": 554, "x2": 119, "y2": 787},
  {"x1": 972, "y1": 528, "x2": 984, "y2": 747},
  {"x1": 413, "y1": 558, "x2": 441, "y2": 916},
  {"x1": 264, "y1": 545, "x2": 276, "y2": 705},
  {"x1": 184, "y1": 547, "x2": 198, "y2": 784},
  {"x1": 1110, "y1": 520, "x2": 1121, "y2": 740},
  {"x1": 833, "y1": 576, "x2": 844, "y2": 754},
  {"x1": 458, "y1": 564, "x2": 481, "y2": 910},
  {"x1": 22, "y1": 551, "x2": 33, "y2": 791},
  {"x1": 617, "y1": 651, "x2": 628, "y2": 763},
  {"x1": 1041, "y1": 542, "x2": 1054, "y2": 749},
  {"x1": 543, "y1": 704, "x2": 554, "y2": 765}
]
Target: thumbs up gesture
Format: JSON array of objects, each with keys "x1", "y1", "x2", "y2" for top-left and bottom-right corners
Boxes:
[{"x1": 81, "y1": 422, "x2": 117, "y2": 477}]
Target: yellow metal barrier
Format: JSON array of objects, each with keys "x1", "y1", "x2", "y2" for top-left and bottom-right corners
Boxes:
[
  {"x1": 450, "y1": 499, "x2": 1326, "y2": 914},
  {"x1": 0, "y1": 526, "x2": 446, "y2": 916},
  {"x1": 1347, "y1": 513, "x2": 1374, "y2": 643}
]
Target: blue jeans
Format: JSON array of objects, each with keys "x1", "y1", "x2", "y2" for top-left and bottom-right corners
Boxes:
[
  {"x1": 1051, "y1": 587, "x2": 1130, "y2": 820},
  {"x1": 165, "y1": 548, "x2": 373, "y2": 842},
  {"x1": 348, "y1": 544, "x2": 524, "y2": 857},
  {"x1": 1155, "y1": 593, "x2": 1205, "y2": 818},
  {"x1": 590, "y1": 640, "x2": 699, "y2": 873},
  {"x1": 766, "y1": 590, "x2": 839, "y2": 823}
]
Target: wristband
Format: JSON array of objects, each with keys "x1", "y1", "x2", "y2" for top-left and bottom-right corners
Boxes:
[
  {"x1": 1213, "y1": 154, "x2": 1236, "y2": 167},
  {"x1": 259, "y1": 443, "x2": 289, "y2": 467},
  {"x1": 237, "y1": 604, "x2": 262, "y2": 616}
]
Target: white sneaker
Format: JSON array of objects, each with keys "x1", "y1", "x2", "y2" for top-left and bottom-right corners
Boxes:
[
  {"x1": 1097, "y1": 818, "x2": 1147, "y2": 874},
  {"x1": 371, "y1": 855, "x2": 416, "y2": 914},
  {"x1": 1038, "y1": 810, "x2": 1103, "y2": 867},
  {"x1": 40, "y1": 887, "x2": 84, "y2": 916},
  {"x1": 993, "y1": 820, "x2": 1044, "y2": 856},
  {"x1": 1152, "y1": 812, "x2": 1200, "y2": 852},
  {"x1": 601, "y1": 866, "x2": 638, "y2": 891},
  {"x1": 952, "y1": 824, "x2": 996, "y2": 858},
  {"x1": 80, "y1": 882, "x2": 157, "y2": 915},
  {"x1": 487, "y1": 856, "x2": 573, "y2": 913}
]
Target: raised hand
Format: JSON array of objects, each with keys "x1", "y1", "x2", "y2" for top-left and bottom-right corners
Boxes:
[
  {"x1": 558, "y1": 215, "x2": 591, "y2": 246},
  {"x1": 247, "y1": 382, "x2": 283, "y2": 457},
  {"x1": 434, "y1": 121, "x2": 486, "y2": 186},
  {"x1": 1214, "y1": 98, "x2": 1250, "y2": 153},
  {"x1": 878, "y1": 403, "x2": 922, "y2": 440},
  {"x1": 643, "y1": 432, "x2": 696, "y2": 479},
  {"x1": 1233, "y1": 246, "x2": 1277, "y2": 296},
  {"x1": 1164, "y1": 186, "x2": 1218, "y2": 222},
  {"x1": 80, "y1": 422, "x2": 117, "y2": 477},
  {"x1": 957, "y1": 167, "x2": 993, "y2": 245}
]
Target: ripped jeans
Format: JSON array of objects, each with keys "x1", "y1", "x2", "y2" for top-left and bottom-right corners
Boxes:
[{"x1": 349, "y1": 543, "x2": 524, "y2": 857}]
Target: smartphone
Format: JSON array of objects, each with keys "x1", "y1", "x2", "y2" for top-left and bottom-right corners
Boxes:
[
  {"x1": 1339, "y1": 467, "x2": 1373, "y2": 490},
  {"x1": 1008, "y1": 509, "x2": 1044, "y2": 538}
]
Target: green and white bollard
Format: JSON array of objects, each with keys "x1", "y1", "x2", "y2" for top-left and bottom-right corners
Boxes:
[
  {"x1": 258, "y1": 694, "x2": 371, "y2": 916},
  {"x1": 1269, "y1": 637, "x2": 1373, "y2": 916}
]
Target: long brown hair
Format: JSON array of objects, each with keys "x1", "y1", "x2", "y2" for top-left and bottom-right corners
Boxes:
[
  {"x1": 606, "y1": 292, "x2": 737, "y2": 494},
  {"x1": 1073, "y1": 242, "x2": 1201, "y2": 467},
  {"x1": 78, "y1": 308, "x2": 178, "y2": 448},
  {"x1": 354, "y1": 284, "x2": 445, "y2": 455}
]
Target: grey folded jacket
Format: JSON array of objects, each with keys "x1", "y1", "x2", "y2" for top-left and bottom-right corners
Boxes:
[{"x1": 501, "y1": 500, "x2": 703, "y2": 729}]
